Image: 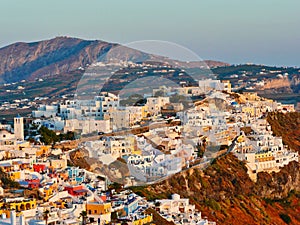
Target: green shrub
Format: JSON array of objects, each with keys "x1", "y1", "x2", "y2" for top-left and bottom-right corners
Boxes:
[
  {"x1": 279, "y1": 213, "x2": 291, "y2": 224},
  {"x1": 199, "y1": 177, "x2": 209, "y2": 189},
  {"x1": 204, "y1": 198, "x2": 221, "y2": 211}
]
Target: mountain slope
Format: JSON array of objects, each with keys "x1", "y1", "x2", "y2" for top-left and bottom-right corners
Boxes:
[
  {"x1": 267, "y1": 112, "x2": 300, "y2": 153},
  {"x1": 131, "y1": 154, "x2": 300, "y2": 225},
  {"x1": 0, "y1": 37, "x2": 115, "y2": 83},
  {"x1": 0, "y1": 37, "x2": 228, "y2": 84}
]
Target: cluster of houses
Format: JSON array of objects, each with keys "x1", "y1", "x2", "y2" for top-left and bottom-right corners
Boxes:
[
  {"x1": 0, "y1": 98, "x2": 34, "y2": 111},
  {"x1": 31, "y1": 92, "x2": 166, "y2": 134},
  {"x1": 155, "y1": 194, "x2": 216, "y2": 225},
  {"x1": 230, "y1": 104, "x2": 298, "y2": 180},
  {"x1": 0, "y1": 127, "x2": 152, "y2": 225},
  {"x1": 79, "y1": 84, "x2": 298, "y2": 183},
  {"x1": 0, "y1": 114, "x2": 216, "y2": 225},
  {"x1": 29, "y1": 79, "x2": 232, "y2": 136},
  {"x1": 0, "y1": 78, "x2": 299, "y2": 225}
]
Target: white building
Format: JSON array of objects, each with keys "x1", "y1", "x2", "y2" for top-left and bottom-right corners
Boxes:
[
  {"x1": 84, "y1": 135, "x2": 137, "y2": 160},
  {"x1": 233, "y1": 124, "x2": 299, "y2": 181},
  {"x1": 64, "y1": 119, "x2": 111, "y2": 135},
  {"x1": 146, "y1": 96, "x2": 170, "y2": 116},
  {"x1": 32, "y1": 105, "x2": 58, "y2": 118},
  {"x1": 59, "y1": 92, "x2": 119, "y2": 120},
  {"x1": 33, "y1": 92, "x2": 119, "y2": 121},
  {"x1": 155, "y1": 194, "x2": 216, "y2": 225},
  {"x1": 156, "y1": 194, "x2": 195, "y2": 214},
  {"x1": 198, "y1": 79, "x2": 225, "y2": 92},
  {"x1": 0, "y1": 129, "x2": 16, "y2": 146},
  {"x1": 14, "y1": 115, "x2": 24, "y2": 141},
  {"x1": 33, "y1": 117, "x2": 65, "y2": 132}
]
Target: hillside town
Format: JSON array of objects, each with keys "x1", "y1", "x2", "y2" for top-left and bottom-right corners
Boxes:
[{"x1": 0, "y1": 78, "x2": 298, "y2": 225}]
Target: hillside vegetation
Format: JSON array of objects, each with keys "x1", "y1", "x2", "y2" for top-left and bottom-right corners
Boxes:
[
  {"x1": 131, "y1": 154, "x2": 300, "y2": 225},
  {"x1": 267, "y1": 112, "x2": 300, "y2": 153}
]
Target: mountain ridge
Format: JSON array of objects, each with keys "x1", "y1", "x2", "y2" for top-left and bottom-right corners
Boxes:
[
  {"x1": 0, "y1": 37, "x2": 229, "y2": 84},
  {"x1": 0, "y1": 37, "x2": 116, "y2": 83}
]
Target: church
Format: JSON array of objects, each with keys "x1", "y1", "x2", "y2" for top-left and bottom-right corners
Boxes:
[{"x1": 0, "y1": 115, "x2": 25, "y2": 148}]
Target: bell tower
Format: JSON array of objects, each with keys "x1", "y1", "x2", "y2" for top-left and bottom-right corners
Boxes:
[{"x1": 14, "y1": 115, "x2": 24, "y2": 141}]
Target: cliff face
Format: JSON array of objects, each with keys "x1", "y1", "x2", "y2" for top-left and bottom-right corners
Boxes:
[
  {"x1": 131, "y1": 154, "x2": 300, "y2": 225},
  {"x1": 291, "y1": 75, "x2": 300, "y2": 93},
  {"x1": 265, "y1": 77, "x2": 290, "y2": 89},
  {"x1": 267, "y1": 112, "x2": 300, "y2": 153},
  {"x1": 0, "y1": 37, "x2": 115, "y2": 83},
  {"x1": 256, "y1": 161, "x2": 300, "y2": 199},
  {"x1": 200, "y1": 60, "x2": 230, "y2": 68},
  {"x1": 256, "y1": 75, "x2": 300, "y2": 94}
]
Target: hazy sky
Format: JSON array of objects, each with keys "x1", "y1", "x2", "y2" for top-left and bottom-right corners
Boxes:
[{"x1": 1, "y1": 0, "x2": 300, "y2": 66}]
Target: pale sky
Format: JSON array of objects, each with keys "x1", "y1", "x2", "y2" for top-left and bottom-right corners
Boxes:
[{"x1": 1, "y1": 0, "x2": 300, "y2": 66}]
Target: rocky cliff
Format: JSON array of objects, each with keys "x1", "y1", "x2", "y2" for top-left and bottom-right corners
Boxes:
[
  {"x1": 267, "y1": 112, "x2": 300, "y2": 153},
  {"x1": 131, "y1": 154, "x2": 300, "y2": 224},
  {"x1": 256, "y1": 161, "x2": 300, "y2": 199}
]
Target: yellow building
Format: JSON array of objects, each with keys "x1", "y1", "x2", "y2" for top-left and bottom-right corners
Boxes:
[
  {"x1": 36, "y1": 145, "x2": 51, "y2": 157},
  {"x1": 0, "y1": 198, "x2": 36, "y2": 217},
  {"x1": 16, "y1": 141, "x2": 30, "y2": 149},
  {"x1": 42, "y1": 186, "x2": 54, "y2": 201},
  {"x1": 242, "y1": 92, "x2": 260, "y2": 101},
  {"x1": 132, "y1": 214, "x2": 153, "y2": 225},
  {"x1": 107, "y1": 136, "x2": 137, "y2": 158},
  {"x1": 237, "y1": 135, "x2": 245, "y2": 143},
  {"x1": 87, "y1": 201, "x2": 111, "y2": 215},
  {"x1": 132, "y1": 148, "x2": 142, "y2": 156},
  {"x1": 255, "y1": 151, "x2": 274, "y2": 162},
  {"x1": 141, "y1": 105, "x2": 149, "y2": 119},
  {"x1": 86, "y1": 201, "x2": 111, "y2": 224},
  {"x1": 242, "y1": 106, "x2": 255, "y2": 117},
  {"x1": 221, "y1": 80, "x2": 232, "y2": 93},
  {"x1": 8, "y1": 171, "x2": 21, "y2": 180}
]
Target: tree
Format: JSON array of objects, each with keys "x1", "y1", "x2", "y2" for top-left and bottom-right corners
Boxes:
[
  {"x1": 39, "y1": 126, "x2": 59, "y2": 145},
  {"x1": 79, "y1": 210, "x2": 88, "y2": 225},
  {"x1": 195, "y1": 140, "x2": 206, "y2": 158},
  {"x1": 108, "y1": 182, "x2": 123, "y2": 192},
  {"x1": 0, "y1": 168, "x2": 20, "y2": 189},
  {"x1": 43, "y1": 209, "x2": 50, "y2": 225},
  {"x1": 39, "y1": 126, "x2": 75, "y2": 145},
  {"x1": 59, "y1": 131, "x2": 75, "y2": 141}
]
